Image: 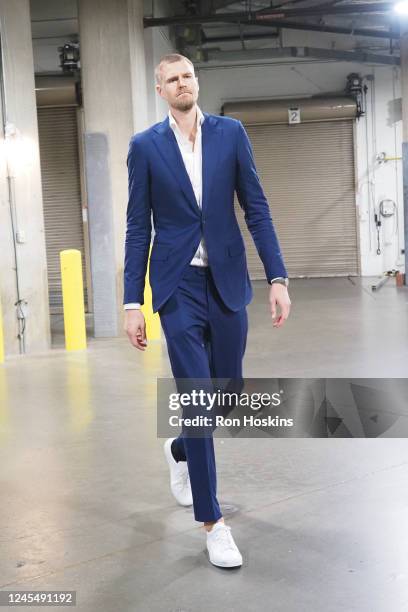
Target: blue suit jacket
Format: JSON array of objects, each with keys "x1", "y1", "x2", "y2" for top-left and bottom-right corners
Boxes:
[{"x1": 124, "y1": 112, "x2": 287, "y2": 313}]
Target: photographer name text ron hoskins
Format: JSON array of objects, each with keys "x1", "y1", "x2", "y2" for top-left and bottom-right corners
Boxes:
[{"x1": 168, "y1": 414, "x2": 294, "y2": 428}]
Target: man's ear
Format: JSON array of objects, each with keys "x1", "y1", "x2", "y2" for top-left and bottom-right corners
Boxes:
[{"x1": 156, "y1": 81, "x2": 166, "y2": 99}]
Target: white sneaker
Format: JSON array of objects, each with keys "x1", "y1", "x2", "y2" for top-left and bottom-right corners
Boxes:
[
  {"x1": 163, "y1": 438, "x2": 193, "y2": 507},
  {"x1": 206, "y1": 522, "x2": 243, "y2": 568}
]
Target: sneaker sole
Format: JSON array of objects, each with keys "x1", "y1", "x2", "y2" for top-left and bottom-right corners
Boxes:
[{"x1": 208, "y1": 554, "x2": 243, "y2": 568}]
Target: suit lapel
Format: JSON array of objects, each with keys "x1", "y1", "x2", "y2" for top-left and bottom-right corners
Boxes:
[
  {"x1": 201, "y1": 113, "x2": 222, "y2": 215},
  {"x1": 152, "y1": 113, "x2": 223, "y2": 216},
  {"x1": 152, "y1": 117, "x2": 199, "y2": 215}
]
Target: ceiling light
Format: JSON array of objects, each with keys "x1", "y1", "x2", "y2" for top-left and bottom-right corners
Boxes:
[{"x1": 395, "y1": 1, "x2": 408, "y2": 15}]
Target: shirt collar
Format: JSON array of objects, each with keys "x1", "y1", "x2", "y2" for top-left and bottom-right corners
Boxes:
[{"x1": 168, "y1": 105, "x2": 204, "y2": 132}]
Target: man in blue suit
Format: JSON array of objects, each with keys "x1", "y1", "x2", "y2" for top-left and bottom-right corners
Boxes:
[{"x1": 124, "y1": 54, "x2": 291, "y2": 568}]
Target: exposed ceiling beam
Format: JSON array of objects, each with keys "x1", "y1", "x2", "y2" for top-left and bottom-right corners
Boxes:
[
  {"x1": 187, "y1": 0, "x2": 240, "y2": 14},
  {"x1": 212, "y1": 0, "x2": 241, "y2": 8},
  {"x1": 144, "y1": 4, "x2": 397, "y2": 27},
  {"x1": 255, "y1": 2, "x2": 394, "y2": 18},
  {"x1": 202, "y1": 31, "x2": 280, "y2": 42},
  {"x1": 258, "y1": 0, "x2": 352, "y2": 10},
  {"x1": 201, "y1": 45, "x2": 400, "y2": 64},
  {"x1": 236, "y1": 19, "x2": 399, "y2": 39},
  {"x1": 145, "y1": 14, "x2": 399, "y2": 40}
]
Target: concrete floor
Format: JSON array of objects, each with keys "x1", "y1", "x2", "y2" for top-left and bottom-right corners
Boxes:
[{"x1": 1, "y1": 278, "x2": 408, "y2": 611}]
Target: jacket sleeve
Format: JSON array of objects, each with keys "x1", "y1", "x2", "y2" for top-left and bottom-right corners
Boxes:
[
  {"x1": 235, "y1": 120, "x2": 287, "y2": 281},
  {"x1": 123, "y1": 135, "x2": 152, "y2": 305}
]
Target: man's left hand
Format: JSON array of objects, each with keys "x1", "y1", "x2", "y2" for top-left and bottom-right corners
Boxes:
[{"x1": 269, "y1": 284, "x2": 291, "y2": 328}]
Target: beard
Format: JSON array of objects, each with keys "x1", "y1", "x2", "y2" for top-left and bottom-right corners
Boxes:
[{"x1": 173, "y1": 93, "x2": 195, "y2": 112}]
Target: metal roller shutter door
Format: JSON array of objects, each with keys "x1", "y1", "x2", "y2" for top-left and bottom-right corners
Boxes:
[
  {"x1": 234, "y1": 120, "x2": 359, "y2": 279},
  {"x1": 37, "y1": 107, "x2": 88, "y2": 312}
]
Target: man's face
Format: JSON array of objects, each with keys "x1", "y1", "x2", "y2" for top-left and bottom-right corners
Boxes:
[{"x1": 156, "y1": 60, "x2": 199, "y2": 112}]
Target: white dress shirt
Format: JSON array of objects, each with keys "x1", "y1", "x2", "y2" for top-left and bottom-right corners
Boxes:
[{"x1": 169, "y1": 105, "x2": 208, "y2": 267}]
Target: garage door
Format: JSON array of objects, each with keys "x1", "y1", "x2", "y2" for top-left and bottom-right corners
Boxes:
[
  {"x1": 37, "y1": 106, "x2": 88, "y2": 312},
  {"x1": 225, "y1": 97, "x2": 359, "y2": 279},
  {"x1": 234, "y1": 119, "x2": 359, "y2": 279}
]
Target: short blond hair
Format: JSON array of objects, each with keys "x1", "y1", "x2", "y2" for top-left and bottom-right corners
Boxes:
[{"x1": 155, "y1": 53, "x2": 195, "y2": 85}]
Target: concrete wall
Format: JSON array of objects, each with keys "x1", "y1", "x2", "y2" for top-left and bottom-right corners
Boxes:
[
  {"x1": 144, "y1": 27, "x2": 174, "y2": 123},
  {"x1": 356, "y1": 66, "x2": 404, "y2": 275},
  {"x1": 0, "y1": 0, "x2": 50, "y2": 355},
  {"x1": 143, "y1": 0, "x2": 175, "y2": 124}
]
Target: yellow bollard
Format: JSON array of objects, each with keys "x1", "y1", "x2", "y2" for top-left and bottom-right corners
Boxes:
[
  {"x1": 60, "y1": 249, "x2": 87, "y2": 351},
  {"x1": 0, "y1": 295, "x2": 4, "y2": 364},
  {"x1": 141, "y1": 246, "x2": 161, "y2": 341}
]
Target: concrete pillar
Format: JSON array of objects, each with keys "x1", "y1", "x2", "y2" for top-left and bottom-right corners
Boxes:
[
  {"x1": 400, "y1": 25, "x2": 408, "y2": 284},
  {"x1": 143, "y1": 28, "x2": 159, "y2": 127},
  {"x1": 0, "y1": 0, "x2": 50, "y2": 355},
  {"x1": 78, "y1": 0, "x2": 149, "y2": 336}
]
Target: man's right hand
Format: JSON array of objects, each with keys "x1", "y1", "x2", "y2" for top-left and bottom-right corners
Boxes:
[{"x1": 124, "y1": 310, "x2": 147, "y2": 351}]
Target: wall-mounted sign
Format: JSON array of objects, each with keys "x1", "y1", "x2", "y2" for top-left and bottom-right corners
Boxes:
[{"x1": 288, "y1": 107, "x2": 301, "y2": 124}]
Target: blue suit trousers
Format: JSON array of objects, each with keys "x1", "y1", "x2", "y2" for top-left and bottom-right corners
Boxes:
[{"x1": 159, "y1": 265, "x2": 248, "y2": 522}]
